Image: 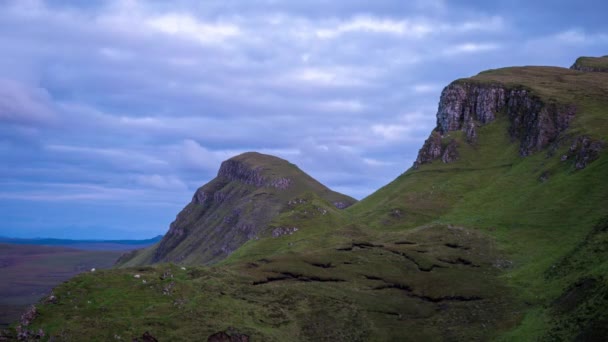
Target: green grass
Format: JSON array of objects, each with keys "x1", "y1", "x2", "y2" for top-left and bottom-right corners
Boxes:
[
  {"x1": 10, "y1": 62, "x2": 608, "y2": 341},
  {"x1": 0, "y1": 244, "x2": 121, "y2": 328}
]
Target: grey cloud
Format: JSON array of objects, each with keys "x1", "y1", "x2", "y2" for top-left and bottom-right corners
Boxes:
[
  {"x1": 1, "y1": 0, "x2": 607, "y2": 237},
  {"x1": 0, "y1": 79, "x2": 56, "y2": 126}
]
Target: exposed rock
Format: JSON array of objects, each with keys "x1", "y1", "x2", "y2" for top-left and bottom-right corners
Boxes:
[
  {"x1": 20, "y1": 305, "x2": 37, "y2": 327},
  {"x1": 507, "y1": 98, "x2": 575, "y2": 156},
  {"x1": 271, "y1": 227, "x2": 299, "y2": 238},
  {"x1": 217, "y1": 159, "x2": 291, "y2": 190},
  {"x1": 193, "y1": 190, "x2": 208, "y2": 205},
  {"x1": 415, "y1": 81, "x2": 577, "y2": 167},
  {"x1": 208, "y1": 328, "x2": 249, "y2": 342},
  {"x1": 441, "y1": 139, "x2": 459, "y2": 163},
  {"x1": 44, "y1": 293, "x2": 58, "y2": 304},
  {"x1": 437, "y1": 83, "x2": 505, "y2": 133},
  {"x1": 413, "y1": 131, "x2": 443, "y2": 168},
  {"x1": 333, "y1": 201, "x2": 351, "y2": 209},
  {"x1": 465, "y1": 120, "x2": 478, "y2": 143},
  {"x1": 414, "y1": 131, "x2": 459, "y2": 168},
  {"x1": 539, "y1": 171, "x2": 550, "y2": 183},
  {"x1": 162, "y1": 281, "x2": 175, "y2": 296},
  {"x1": 563, "y1": 136, "x2": 604, "y2": 170},
  {"x1": 570, "y1": 56, "x2": 608, "y2": 73},
  {"x1": 132, "y1": 331, "x2": 159, "y2": 342}
]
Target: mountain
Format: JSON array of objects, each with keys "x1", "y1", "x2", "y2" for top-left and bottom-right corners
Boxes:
[
  {"x1": 116, "y1": 152, "x2": 357, "y2": 267},
  {"x1": 6, "y1": 56, "x2": 607, "y2": 341},
  {"x1": 0, "y1": 236, "x2": 163, "y2": 251}
]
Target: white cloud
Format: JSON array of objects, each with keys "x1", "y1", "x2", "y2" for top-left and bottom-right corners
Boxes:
[
  {"x1": 316, "y1": 16, "x2": 433, "y2": 39},
  {"x1": 444, "y1": 42, "x2": 501, "y2": 55},
  {"x1": 135, "y1": 174, "x2": 188, "y2": 190},
  {"x1": 145, "y1": 14, "x2": 241, "y2": 44}
]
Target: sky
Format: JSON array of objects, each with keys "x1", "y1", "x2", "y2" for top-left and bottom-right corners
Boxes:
[{"x1": 1, "y1": 0, "x2": 607, "y2": 239}]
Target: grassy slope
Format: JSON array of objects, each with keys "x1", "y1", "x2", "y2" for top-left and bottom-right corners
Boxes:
[
  {"x1": 352, "y1": 65, "x2": 608, "y2": 340},
  {"x1": 0, "y1": 244, "x2": 121, "y2": 328},
  {"x1": 14, "y1": 65, "x2": 608, "y2": 341}
]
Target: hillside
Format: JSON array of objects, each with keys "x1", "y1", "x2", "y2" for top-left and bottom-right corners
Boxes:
[
  {"x1": 6, "y1": 57, "x2": 607, "y2": 341},
  {"x1": 116, "y1": 152, "x2": 357, "y2": 267}
]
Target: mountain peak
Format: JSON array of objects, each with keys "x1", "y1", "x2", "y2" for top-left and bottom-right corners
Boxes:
[
  {"x1": 217, "y1": 152, "x2": 295, "y2": 189},
  {"x1": 118, "y1": 152, "x2": 356, "y2": 266}
]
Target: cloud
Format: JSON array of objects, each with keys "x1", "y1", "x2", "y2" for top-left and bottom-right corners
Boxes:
[
  {"x1": 316, "y1": 16, "x2": 433, "y2": 39},
  {"x1": 553, "y1": 29, "x2": 608, "y2": 44},
  {"x1": 0, "y1": 79, "x2": 56, "y2": 126},
  {"x1": 444, "y1": 42, "x2": 501, "y2": 55},
  {"x1": 145, "y1": 14, "x2": 241, "y2": 45},
  {"x1": 2, "y1": 0, "x2": 607, "y2": 237},
  {"x1": 135, "y1": 174, "x2": 188, "y2": 190}
]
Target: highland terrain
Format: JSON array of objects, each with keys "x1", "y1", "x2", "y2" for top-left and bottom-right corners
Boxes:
[{"x1": 3, "y1": 56, "x2": 608, "y2": 341}]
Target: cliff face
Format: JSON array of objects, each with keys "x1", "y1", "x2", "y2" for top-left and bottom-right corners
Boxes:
[
  {"x1": 415, "y1": 82, "x2": 576, "y2": 167},
  {"x1": 132, "y1": 152, "x2": 357, "y2": 266}
]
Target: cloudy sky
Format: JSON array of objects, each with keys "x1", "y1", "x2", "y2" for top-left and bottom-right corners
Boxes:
[{"x1": 1, "y1": 0, "x2": 607, "y2": 239}]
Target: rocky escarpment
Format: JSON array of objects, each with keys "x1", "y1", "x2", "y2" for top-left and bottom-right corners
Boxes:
[
  {"x1": 570, "y1": 56, "x2": 608, "y2": 73},
  {"x1": 561, "y1": 136, "x2": 605, "y2": 170},
  {"x1": 217, "y1": 159, "x2": 292, "y2": 190},
  {"x1": 414, "y1": 81, "x2": 576, "y2": 167}
]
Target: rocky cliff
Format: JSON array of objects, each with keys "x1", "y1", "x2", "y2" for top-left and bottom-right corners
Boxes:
[
  {"x1": 415, "y1": 78, "x2": 581, "y2": 167},
  {"x1": 121, "y1": 152, "x2": 357, "y2": 266}
]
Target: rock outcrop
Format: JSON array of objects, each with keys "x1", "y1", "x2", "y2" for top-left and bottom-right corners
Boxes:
[
  {"x1": 570, "y1": 56, "x2": 608, "y2": 73},
  {"x1": 415, "y1": 81, "x2": 576, "y2": 167},
  {"x1": 217, "y1": 159, "x2": 292, "y2": 189},
  {"x1": 561, "y1": 136, "x2": 605, "y2": 170}
]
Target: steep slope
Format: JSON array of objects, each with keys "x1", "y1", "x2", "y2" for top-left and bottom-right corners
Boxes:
[
  {"x1": 117, "y1": 152, "x2": 356, "y2": 267},
  {"x1": 10, "y1": 57, "x2": 608, "y2": 341}
]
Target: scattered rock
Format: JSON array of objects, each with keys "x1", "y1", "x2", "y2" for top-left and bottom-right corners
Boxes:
[
  {"x1": 132, "y1": 331, "x2": 159, "y2": 342},
  {"x1": 160, "y1": 270, "x2": 173, "y2": 280},
  {"x1": 564, "y1": 136, "x2": 604, "y2": 170},
  {"x1": 271, "y1": 227, "x2": 299, "y2": 238},
  {"x1": 45, "y1": 293, "x2": 58, "y2": 304},
  {"x1": 390, "y1": 209, "x2": 403, "y2": 218},
  {"x1": 20, "y1": 306, "x2": 37, "y2": 327},
  {"x1": 539, "y1": 171, "x2": 550, "y2": 182},
  {"x1": 208, "y1": 328, "x2": 250, "y2": 342},
  {"x1": 333, "y1": 201, "x2": 351, "y2": 209},
  {"x1": 162, "y1": 282, "x2": 175, "y2": 296}
]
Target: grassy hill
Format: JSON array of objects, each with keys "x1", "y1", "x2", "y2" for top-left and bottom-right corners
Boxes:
[{"x1": 5, "y1": 57, "x2": 607, "y2": 341}]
